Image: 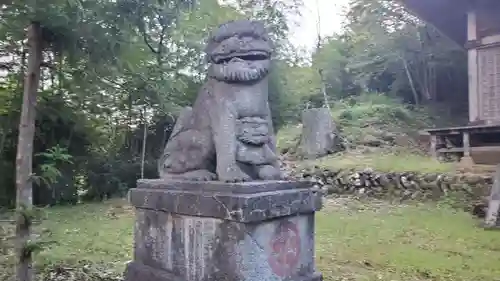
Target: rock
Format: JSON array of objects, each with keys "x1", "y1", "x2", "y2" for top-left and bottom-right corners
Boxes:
[
  {"x1": 465, "y1": 174, "x2": 484, "y2": 186},
  {"x1": 458, "y1": 156, "x2": 475, "y2": 171},
  {"x1": 298, "y1": 108, "x2": 340, "y2": 159},
  {"x1": 423, "y1": 173, "x2": 439, "y2": 182},
  {"x1": 360, "y1": 135, "x2": 383, "y2": 147},
  {"x1": 472, "y1": 201, "x2": 487, "y2": 218},
  {"x1": 363, "y1": 167, "x2": 374, "y2": 174},
  {"x1": 393, "y1": 135, "x2": 413, "y2": 147},
  {"x1": 360, "y1": 146, "x2": 377, "y2": 154},
  {"x1": 380, "y1": 132, "x2": 397, "y2": 142}
]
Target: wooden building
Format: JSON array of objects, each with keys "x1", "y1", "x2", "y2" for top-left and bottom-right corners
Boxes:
[{"x1": 399, "y1": 0, "x2": 500, "y2": 165}]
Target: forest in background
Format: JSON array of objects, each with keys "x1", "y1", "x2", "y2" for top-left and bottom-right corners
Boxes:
[{"x1": 0, "y1": 0, "x2": 469, "y2": 208}]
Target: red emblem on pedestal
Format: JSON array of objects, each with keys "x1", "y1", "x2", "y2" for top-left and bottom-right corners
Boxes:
[{"x1": 267, "y1": 220, "x2": 301, "y2": 277}]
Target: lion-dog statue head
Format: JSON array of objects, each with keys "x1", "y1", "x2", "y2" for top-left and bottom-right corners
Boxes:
[{"x1": 205, "y1": 19, "x2": 273, "y2": 83}]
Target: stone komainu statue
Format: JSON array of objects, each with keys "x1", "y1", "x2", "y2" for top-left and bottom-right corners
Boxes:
[{"x1": 158, "y1": 19, "x2": 282, "y2": 182}]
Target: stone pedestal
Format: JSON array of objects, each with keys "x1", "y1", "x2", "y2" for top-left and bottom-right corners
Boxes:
[{"x1": 124, "y1": 180, "x2": 323, "y2": 281}]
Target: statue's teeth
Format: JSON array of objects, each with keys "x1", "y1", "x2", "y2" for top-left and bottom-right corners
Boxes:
[{"x1": 231, "y1": 57, "x2": 244, "y2": 62}]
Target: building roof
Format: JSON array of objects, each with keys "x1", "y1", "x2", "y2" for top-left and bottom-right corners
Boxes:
[{"x1": 397, "y1": 0, "x2": 469, "y2": 45}]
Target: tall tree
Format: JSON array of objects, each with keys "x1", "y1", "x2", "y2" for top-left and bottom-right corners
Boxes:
[
  {"x1": 1, "y1": 0, "x2": 192, "y2": 279},
  {"x1": 15, "y1": 21, "x2": 42, "y2": 281}
]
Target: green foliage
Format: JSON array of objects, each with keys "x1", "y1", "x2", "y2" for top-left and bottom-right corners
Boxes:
[
  {"x1": 268, "y1": 61, "x2": 323, "y2": 126},
  {"x1": 0, "y1": 0, "x2": 469, "y2": 208},
  {"x1": 16, "y1": 204, "x2": 46, "y2": 228},
  {"x1": 332, "y1": 94, "x2": 430, "y2": 129},
  {"x1": 21, "y1": 240, "x2": 57, "y2": 260},
  {"x1": 344, "y1": 0, "x2": 467, "y2": 105},
  {"x1": 277, "y1": 93, "x2": 437, "y2": 153},
  {"x1": 35, "y1": 145, "x2": 73, "y2": 164},
  {"x1": 277, "y1": 93, "x2": 458, "y2": 173},
  {"x1": 33, "y1": 145, "x2": 73, "y2": 189},
  {"x1": 0, "y1": 0, "x2": 302, "y2": 207},
  {"x1": 311, "y1": 36, "x2": 360, "y2": 100},
  {"x1": 329, "y1": 94, "x2": 445, "y2": 155},
  {"x1": 276, "y1": 124, "x2": 302, "y2": 153}
]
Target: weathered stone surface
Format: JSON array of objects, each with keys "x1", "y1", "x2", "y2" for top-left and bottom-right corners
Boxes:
[
  {"x1": 298, "y1": 108, "x2": 339, "y2": 159},
  {"x1": 157, "y1": 19, "x2": 281, "y2": 182},
  {"x1": 288, "y1": 164, "x2": 493, "y2": 209},
  {"x1": 483, "y1": 164, "x2": 500, "y2": 228},
  {"x1": 158, "y1": 106, "x2": 195, "y2": 179},
  {"x1": 124, "y1": 180, "x2": 323, "y2": 281},
  {"x1": 137, "y1": 179, "x2": 310, "y2": 193},
  {"x1": 126, "y1": 211, "x2": 321, "y2": 281},
  {"x1": 130, "y1": 180, "x2": 322, "y2": 222}
]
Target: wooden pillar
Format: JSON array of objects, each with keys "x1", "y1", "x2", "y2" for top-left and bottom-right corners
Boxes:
[
  {"x1": 467, "y1": 10, "x2": 479, "y2": 123},
  {"x1": 430, "y1": 134, "x2": 438, "y2": 158},
  {"x1": 463, "y1": 132, "x2": 471, "y2": 157},
  {"x1": 459, "y1": 131, "x2": 474, "y2": 169}
]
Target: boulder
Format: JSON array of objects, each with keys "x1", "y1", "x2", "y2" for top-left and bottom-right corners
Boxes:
[{"x1": 298, "y1": 108, "x2": 340, "y2": 159}]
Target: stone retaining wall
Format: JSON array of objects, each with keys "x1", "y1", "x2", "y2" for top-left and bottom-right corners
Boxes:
[{"x1": 291, "y1": 167, "x2": 493, "y2": 210}]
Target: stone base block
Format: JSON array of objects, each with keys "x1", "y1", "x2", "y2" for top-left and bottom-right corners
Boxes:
[
  {"x1": 125, "y1": 262, "x2": 323, "y2": 281},
  {"x1": 124, "y1": 180, "x2": 323, "y2": 281}
]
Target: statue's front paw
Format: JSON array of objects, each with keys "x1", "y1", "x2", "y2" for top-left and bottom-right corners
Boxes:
[
  {"x1": 218, "y1": 166, "x2": 252, "y2": 183},
  {"x1": 188, "y1": 170, "x2": 217, "y2": 181},
  {"x1": 257, "y1": 165, "x2": 282, "y2": 180}
]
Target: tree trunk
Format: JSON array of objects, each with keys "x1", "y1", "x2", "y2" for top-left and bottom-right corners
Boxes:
[
  {"x1": 15, "y1": 22, "x2": 43, "y2": 281},
  {"x1": 298, "y1": 108, "x2": 339, "y2": 159},
  {"x1": 127, "y1": 93, "x2": 133, "y2": 152},
  {"x1": 318, "y1": 69, "x2": 331, "y2": 110},
  {"x1": 314, "y1": 0, "x2": 331, "y2": 111},
  {"x1": 140, "y1": 106, "x2": 148, "y2": 179},
  {"x1": 402, "y1": 58, "x2": 419, "y2": 105}
]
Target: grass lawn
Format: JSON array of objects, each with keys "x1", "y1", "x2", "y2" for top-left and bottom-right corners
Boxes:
[
  {"x1": 2, "y1": 197, "x2": 500, "y2": 281},
  {"x1": 300, "y1": 152, "x2": 455, "y2": 173}
]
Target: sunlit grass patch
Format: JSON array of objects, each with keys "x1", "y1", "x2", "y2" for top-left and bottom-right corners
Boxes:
[
  {"x1": 316, "y1": 199, "x2": 500, "y2": 280},
  {"x1": 304, "y1": 151, "x2": 454, "y2": 173}
]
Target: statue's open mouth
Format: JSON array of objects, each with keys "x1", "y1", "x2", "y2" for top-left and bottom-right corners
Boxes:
[
  {"x1": 209, "y1": 50, "x2": 271, "y2": 82},
  {"x1": 213, "y1": 50, "x2": 270, "y2": 64}
]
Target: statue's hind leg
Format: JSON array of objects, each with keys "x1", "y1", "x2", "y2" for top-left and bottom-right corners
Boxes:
[{"x1": 159, "y1": 126, "x2": 216, "y2": 181}]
